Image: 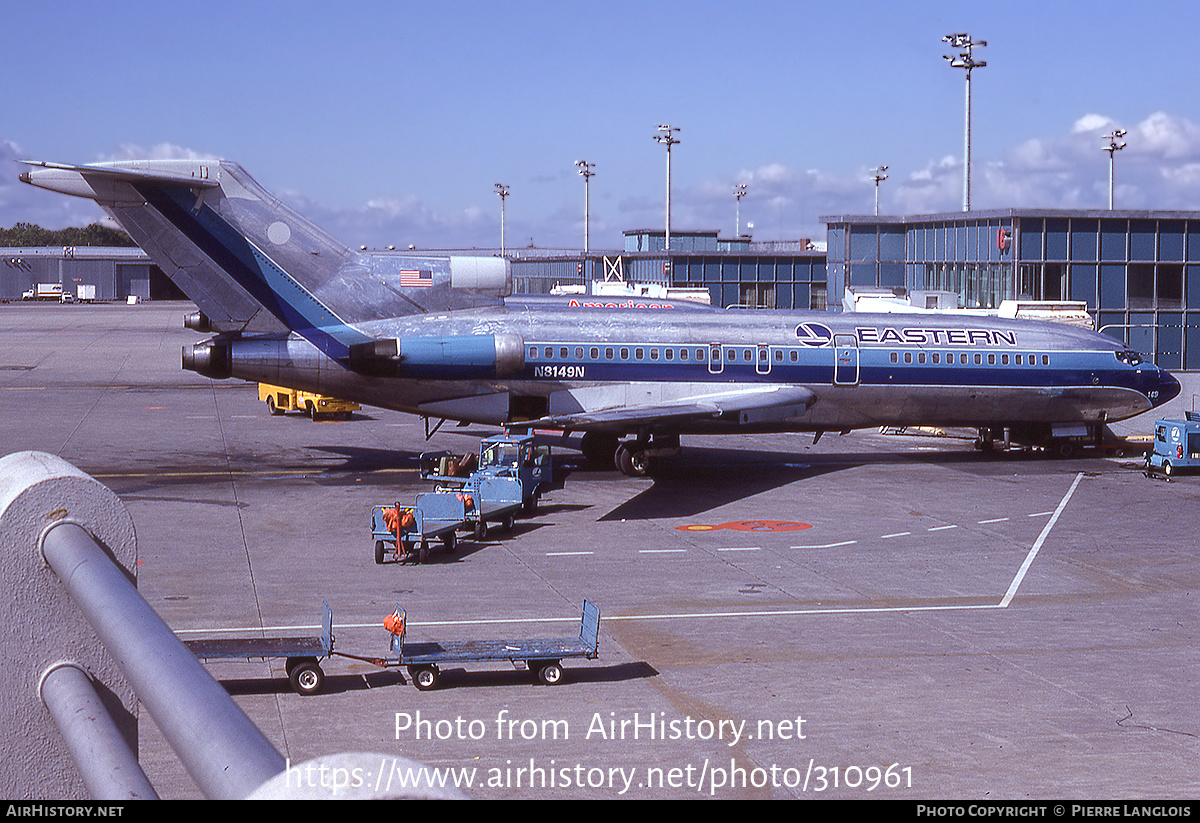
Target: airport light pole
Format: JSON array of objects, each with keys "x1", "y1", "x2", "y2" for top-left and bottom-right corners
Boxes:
[
  {"x1": 654, "y1": 124, "x2": 680, "y2": 252},
  {"x1": 870, "y1": 166, "x2": 889, "y2": 216},
  {"x1": 1102, "y1": 129, "x2": 1127, "y2": 210},
  {"x1": 494, "y1": 183, "x2": 510, "y2": 256},
  {"x1": 943, "y1": 33, "x2": 986, "y2": 212},
  {"x1": 734, "y1": 183, "x2": 748, "y2": 236},
  {"x1": 576, "y1": 160, "x2": 595, "y2": 252}
]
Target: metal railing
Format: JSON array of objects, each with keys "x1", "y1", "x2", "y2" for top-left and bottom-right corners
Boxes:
[
  {"x1": 39, "y1": 519, "x2": 286, "y2": 800},
  {"x1": 2, "y1": 451, "x2": 461, "y2": 800}
]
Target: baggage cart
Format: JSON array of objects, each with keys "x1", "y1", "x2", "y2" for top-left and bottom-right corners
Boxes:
[
  {"x1": 183, "y1": 601, "x2": 334, "y2": 695},
  {"x1": 340, "y1": 601, "x2": 601, "y2": 690},
  {"x1": 371, "y1": 492, "x2": 472, "y2": 564}
]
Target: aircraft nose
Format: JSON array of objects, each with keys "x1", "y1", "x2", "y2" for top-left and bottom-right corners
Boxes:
[{"x1": 1154, "y1": 368, "x2": 1181, "y2": 407}]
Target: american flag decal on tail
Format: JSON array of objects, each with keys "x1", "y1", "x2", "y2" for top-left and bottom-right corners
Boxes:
[{"x1": 400, "y1": 269, "x2": 432, "y2": 288}]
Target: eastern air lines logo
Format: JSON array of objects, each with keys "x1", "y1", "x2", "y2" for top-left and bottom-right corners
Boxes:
[{"x1": 794, "y1": 322, "x2": 833, "y2": 347}]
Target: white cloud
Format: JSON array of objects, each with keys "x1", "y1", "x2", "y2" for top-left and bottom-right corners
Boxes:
[{"x1": 11, "y1": 111, "x2": 1200, "y2": 246}]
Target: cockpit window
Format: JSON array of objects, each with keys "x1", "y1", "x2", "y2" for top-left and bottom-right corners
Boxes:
[{"x1": 1114, "y1": 349, "x2": 1144, "y2": 366}]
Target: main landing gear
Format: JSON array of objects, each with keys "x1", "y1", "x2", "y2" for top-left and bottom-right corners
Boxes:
[{"x1": 580, "y1": 431, "x2": 680, "y2": 477}]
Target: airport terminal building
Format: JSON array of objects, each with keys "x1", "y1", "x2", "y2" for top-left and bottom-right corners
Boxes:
[
  {"x1": 823, "y1": 209, "x2": 1200, "y2": 371},
  {"x1": 5, "y1": 208, "x2": 1200, "y2": 370}
]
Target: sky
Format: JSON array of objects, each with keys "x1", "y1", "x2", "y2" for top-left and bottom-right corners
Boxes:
[{"x1": 5, "y1": 0, "x2": 1200, "y2": 251}]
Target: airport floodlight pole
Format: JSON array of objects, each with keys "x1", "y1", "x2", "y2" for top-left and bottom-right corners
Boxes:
[
  {"x1": 1102, "y1": 129, "x2": 1127, "y2": 209},
  {"x1": 734, "y1": 183, "x2": 748, "y2": 236},
  {"x1": 654, "y1": 124, "x2": 680, "y2": 252},
  {"x1": 494, "y1": 183, "x2": 510, "y2": 256},
  {"x1": 943, "y1": 33, "x2": 986, "y2": 212},
  {"x1": 576, "y1": 160, "x2": 595, "y2": 252},
  {"x1": 870, "y1": 166, "x2": 889, "y2": 216}
]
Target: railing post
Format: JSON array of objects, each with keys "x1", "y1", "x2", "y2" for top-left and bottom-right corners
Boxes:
[{"x1": 1, "y1": 451, "x2": 140, "y2": 799}]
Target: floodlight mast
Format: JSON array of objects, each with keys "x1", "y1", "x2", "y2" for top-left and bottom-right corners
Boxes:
[
  {"x1": 494, "y1": 183, "x2": 510, "y2": 256},
  {"x1": 576, "y1": 160, "x2": 595, "y2": 252},
  {"x1": 943, "y1": 33, "x2": 986, "y2": 212},
  {"x1": 734, "y1": 183, "x2": 748, "y2": 236},
  {"x1": 870, "y1": 166, "x2": 889, "y2": 216},
  {"x1": 1102, "y1": 130, "x2": 1127, "y2": 210},
  {"x1": 654, "y1": 125, "x2": 681, "y2": 252}
]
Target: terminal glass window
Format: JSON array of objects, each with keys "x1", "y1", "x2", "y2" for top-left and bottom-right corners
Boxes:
[
  {"x1": 1045, "y1": 219, "x2": 1068, "y2": 259},
  {"x1": 1101, "y1": 220, "x2": 1127, "y2": 260},
  {"x1": 1130, "y1": 221, "x2": 1156, "y2": 261},
  {"x1": 1160, "y1": 222, "x2": 1185, "y2": 261}
]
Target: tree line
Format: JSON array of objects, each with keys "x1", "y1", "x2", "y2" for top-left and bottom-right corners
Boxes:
[{"x1": 0, "y1": 222, "x2": 135, "y2": 247}]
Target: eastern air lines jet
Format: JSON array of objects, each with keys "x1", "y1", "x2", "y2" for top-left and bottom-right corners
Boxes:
[{"x1": 20, "y1": 159, "x2": 1181, "y2": 475}]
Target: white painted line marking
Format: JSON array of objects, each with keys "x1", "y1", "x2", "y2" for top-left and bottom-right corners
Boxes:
[
  {"x1": 881, "y1": 531, "x2": 911, "y2": 539},
  {"x1": 717, "y1": 547, "x2": 761, "y2": 552},
  {"x1": 792, "y1": 540, "x2": 858, "y2": 549},
  {"x1": 927, "y1": 525, "x2": 957, "y2": 531},
  {"x1": 546, "y1": 551, "x2": 593, "y2": 556},
  {"x1": 1028, "y1": 511, "x2": 1053, "y2": 517},
  {"x1": 979, "y1": 517, "x2": 1009, "y2": 524},
  {"x1": 639, "y1": 549, "x2": 687, "y2": 554},
  {"x1": 181, "y1": 478, "x2": 1086, "y2": 635},
  {"x1": 1000, "y1": 473, "x2": 1083, "y2": 608}
]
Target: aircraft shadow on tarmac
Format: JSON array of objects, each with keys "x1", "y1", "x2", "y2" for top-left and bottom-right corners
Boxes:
[
  {"x1": 214, "y1": 661, "x2": 657, "y2": 696},
  {"x1": 595, "y1": 440, "x2": 1103, "y2": 521},
  {"x1": 305, "y1": 434, "x2": 1095, "y2": 522}
]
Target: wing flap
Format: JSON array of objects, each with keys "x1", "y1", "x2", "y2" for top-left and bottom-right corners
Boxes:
[{"x1": 535, "y1": 384, "x2": 818, "y2": 428}]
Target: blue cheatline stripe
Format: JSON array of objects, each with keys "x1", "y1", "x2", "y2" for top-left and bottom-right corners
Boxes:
[
  {"x1": 134, "y1": 182, "x2": 373, "y2": 360},
  {"x1": 521, "y1": 344, "x2": 1148, "y2": 393}
]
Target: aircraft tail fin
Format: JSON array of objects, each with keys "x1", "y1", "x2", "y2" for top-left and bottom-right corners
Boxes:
[{"x1": 19, "y1": 159, "x2": 510, "y2": 361}]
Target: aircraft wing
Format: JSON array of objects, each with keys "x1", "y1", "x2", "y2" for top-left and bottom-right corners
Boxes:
[{"x1": 532, "y1": 384, "x2": 818, "y2": 428}]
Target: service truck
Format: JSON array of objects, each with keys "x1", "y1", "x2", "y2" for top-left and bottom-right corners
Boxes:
[
  {"x1": 259, "y1": 383, "x2": 360, "y2": 419},
  {"x1": 21, "y1": 283, "x2": 63, "y2": 300}
]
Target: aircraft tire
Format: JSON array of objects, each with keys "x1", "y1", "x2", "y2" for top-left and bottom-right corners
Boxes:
[{"x1": 618, "y1": 445, "x2": 653, "y2": 477}]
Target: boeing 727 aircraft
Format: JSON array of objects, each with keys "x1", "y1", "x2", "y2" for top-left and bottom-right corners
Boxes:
[{"x1": 20, "y1": 158, "x2": 1181, "y2": 475}]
